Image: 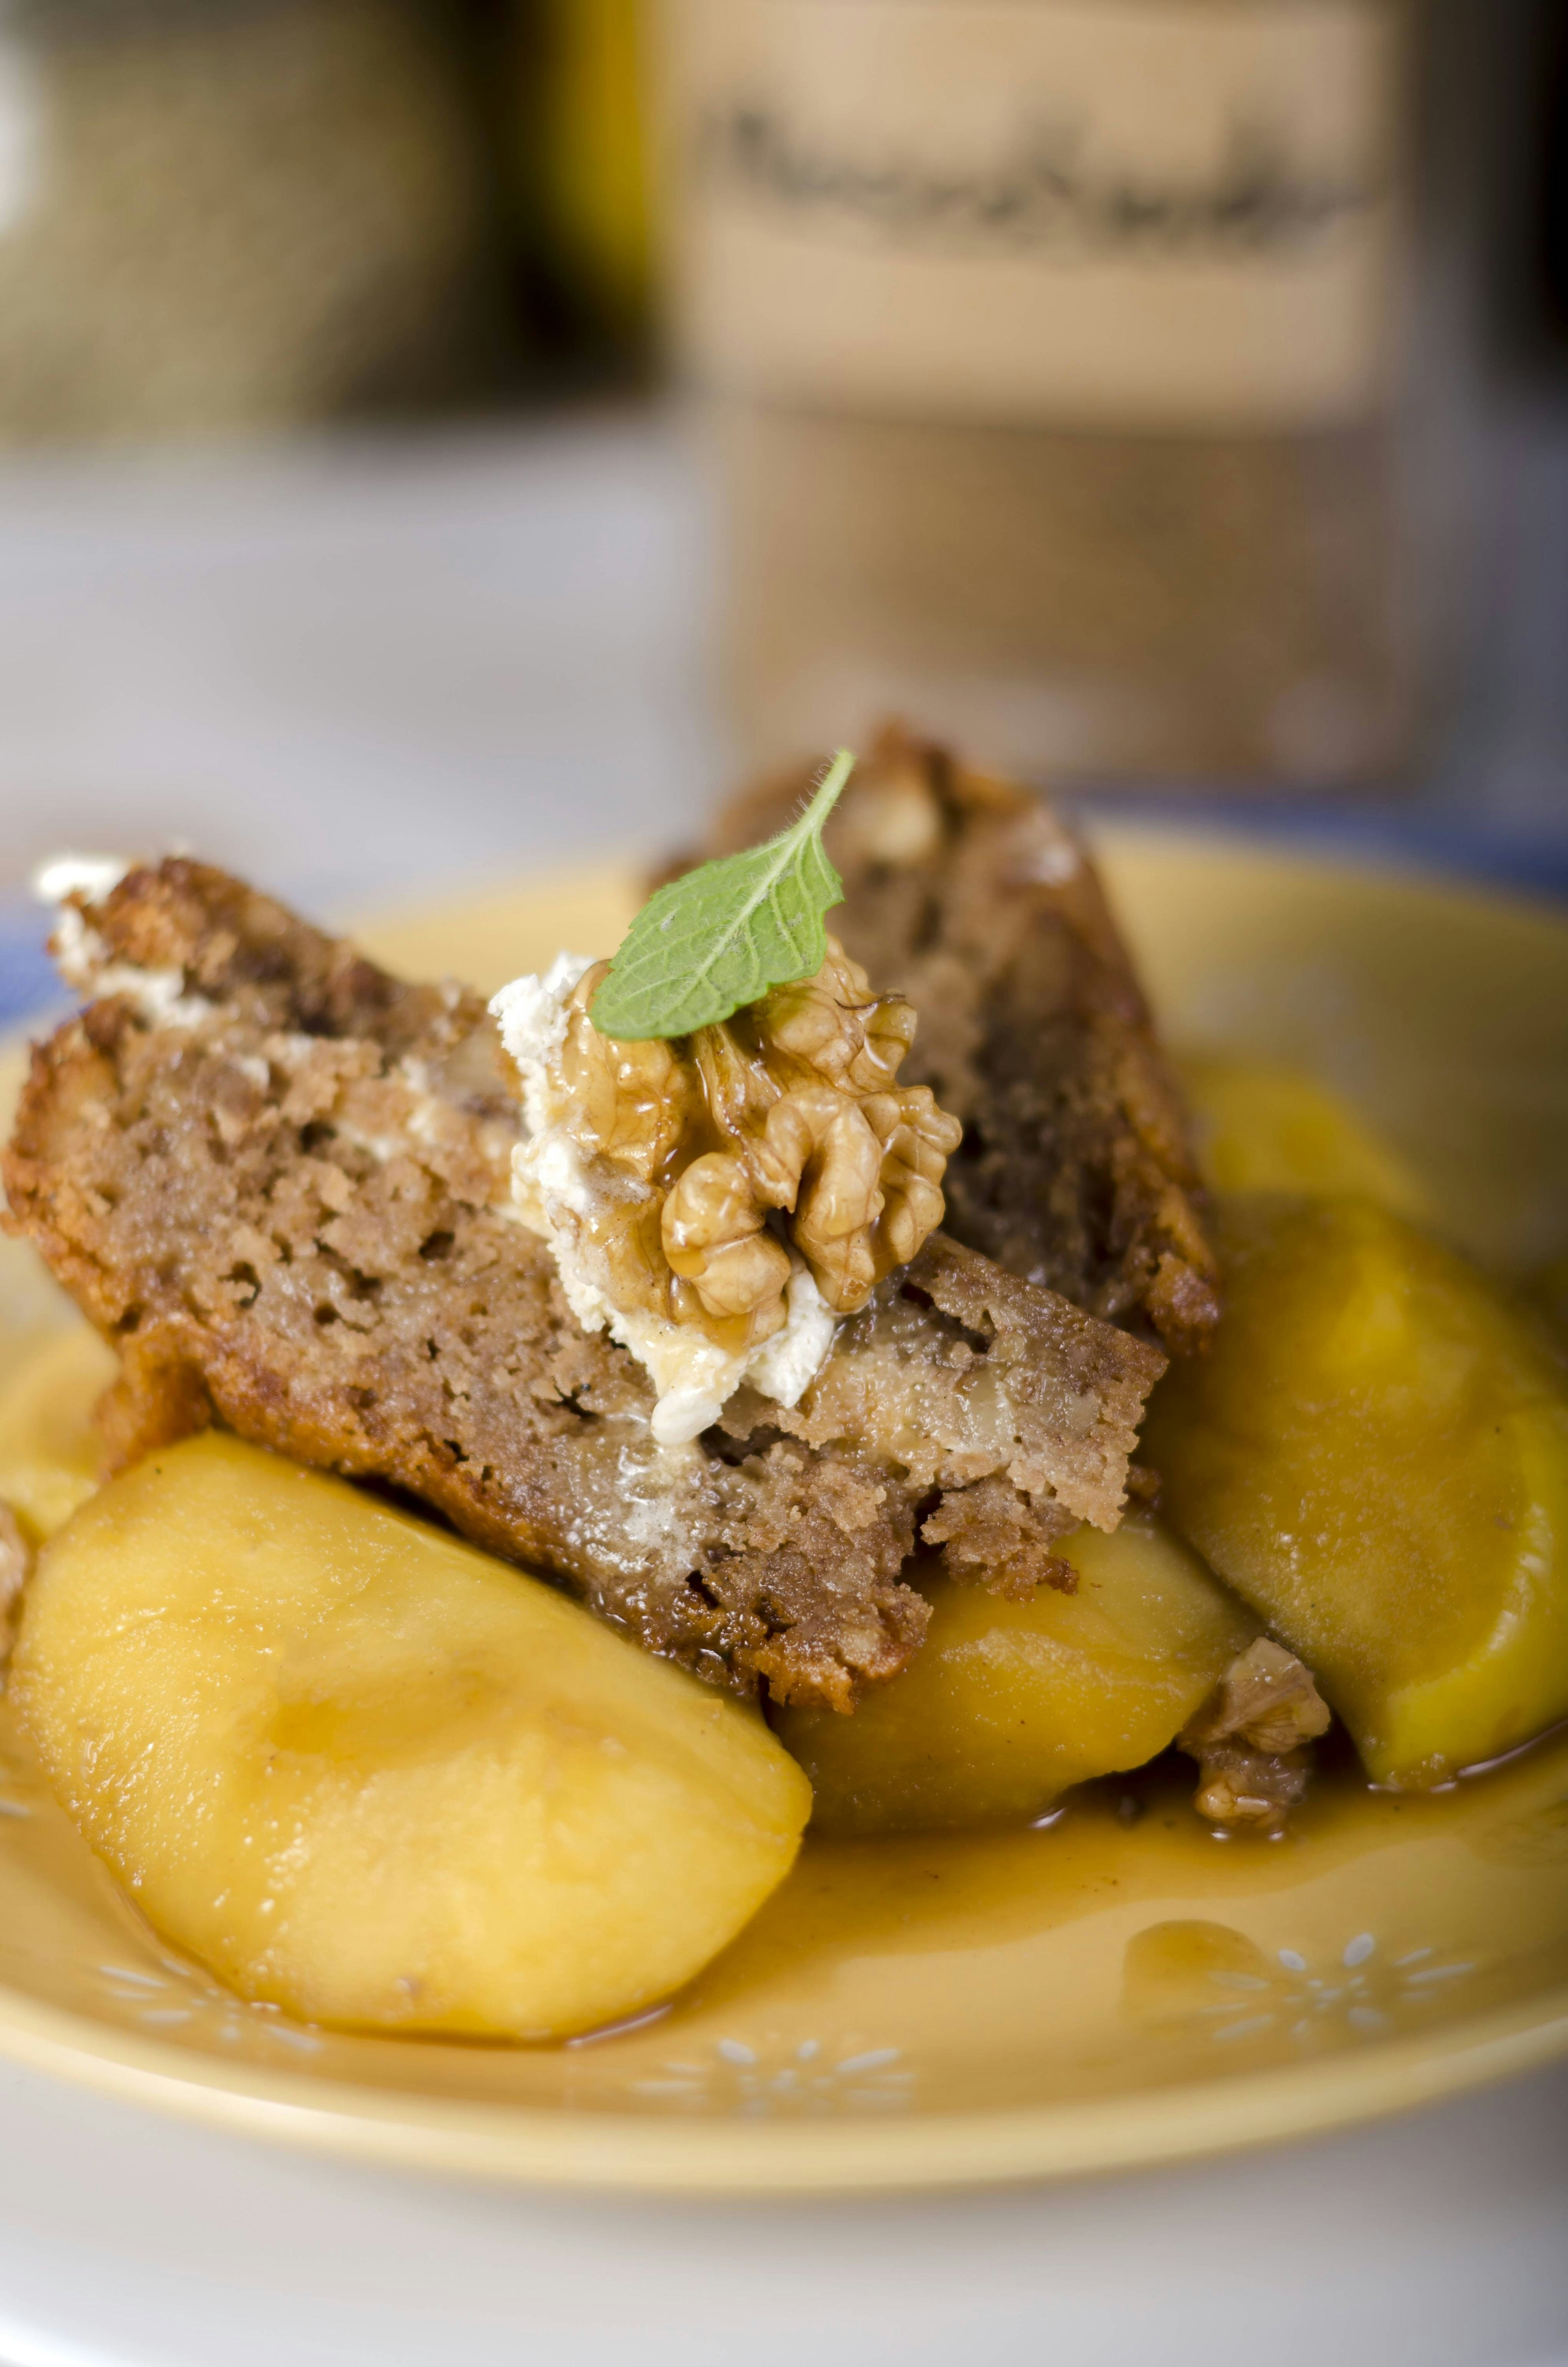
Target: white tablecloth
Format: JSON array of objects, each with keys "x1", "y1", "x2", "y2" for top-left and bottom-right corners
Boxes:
[{"x1": 0, "y1": 2053, "x2": 1565, "y2": 2367}]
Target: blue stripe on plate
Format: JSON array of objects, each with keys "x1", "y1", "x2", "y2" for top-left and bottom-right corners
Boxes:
[
  {"x1": 1061, "y1": 798, "x2": 1568, "y2": 904},
  {"x1": 0, "y1": 900, "x2": 62, "y2": 1031}
]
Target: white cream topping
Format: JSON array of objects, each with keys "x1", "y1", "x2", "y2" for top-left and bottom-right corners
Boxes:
[
  {"x1": 31, "y1": 853, "x2": 131, "y2": 907},
  {"x1": 32, "y1": 850, "x2": 212, "y2": 1025},
  {"x1": 490, "y1": 955, "x2": 839, "y2": 1447},
  {"x1": 490, "y1": 952, "x2": 589, "y2": 1138}
]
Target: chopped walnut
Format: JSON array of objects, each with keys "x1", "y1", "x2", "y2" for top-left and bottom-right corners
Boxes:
[
  {"x1": 511, "y1": 939, "x2": 963, "y2": 1364},
  {"x1": 1180, "y1": 1637, "x2": 1332, "y2": 1832},
  {"x1": 1187, "y1": 1635, "x2": 1333, "y2": 1756}
]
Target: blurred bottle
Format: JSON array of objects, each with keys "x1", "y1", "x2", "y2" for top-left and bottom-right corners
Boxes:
[
  {"x1": 1493, "y1": 0, "x2": 1568, "y2": 376},
  {"x1": 0, "y1": 0, "x2": 514, "y2": 440},
  {"x1": 656, "y1": 0, "x2": 1471, "y2": 787},
  {"x1": 505, "y1": 0, "x2": 654, "y2": 371}
]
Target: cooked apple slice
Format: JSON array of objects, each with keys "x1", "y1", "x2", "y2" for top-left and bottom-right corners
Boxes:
[
  {"x1": 0, "y1": 1325, "x2": 116, "y2": 1542},
  {"x1": 775, "y1": 1513, "x2": 1257, "y2": 1836},
  {"x1": 1180, "y1": 1055, "x2": 1430, "y2": 1217},
  {"x1": 1147, "y1": 1196, "x2": 1568, "y2": 1786},
  {"x1": 14, "y1": 1433, "x2": 811, "y2": 2039}
]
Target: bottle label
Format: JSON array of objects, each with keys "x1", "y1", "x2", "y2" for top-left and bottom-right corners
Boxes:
[{"x1": 659, "y1": 0, "x2": 1404, "y2": 430}]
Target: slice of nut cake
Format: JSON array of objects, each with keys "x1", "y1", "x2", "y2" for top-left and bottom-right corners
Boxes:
[
  {"x1": 4, "y1": 860, "x2": 1163, "y2": 1710},
  {"x1": 692, "y1": 725, "x2": 1221, "y2": 1354}
]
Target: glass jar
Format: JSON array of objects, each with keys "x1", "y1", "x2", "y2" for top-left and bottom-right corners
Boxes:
[{"x1": 656, "y1": 0, "x2": 1465, "y2": 787}]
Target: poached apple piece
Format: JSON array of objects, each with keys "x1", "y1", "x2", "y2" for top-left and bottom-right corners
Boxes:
[
  {"x1": 1178, "y1": 1055, "x2": 1433, "y2": 1218},
  {"x1": 777, "y1": 1510, "x2": 1259, "y2": 1838},
  {"x1": 0, "y1": 1324, "x2": 116, "y2": 1545},
  {"x1": 1148, "y1": 1195, "x2": 1568, "y2": 1786},
  {"x1": 14, "y1": 1435, "x2": 812, "y2": 2039}
]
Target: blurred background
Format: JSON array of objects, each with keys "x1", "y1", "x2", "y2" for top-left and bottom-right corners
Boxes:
[{"x1": 0, "y1": 0, "x2": 1564, "y2": 1023}]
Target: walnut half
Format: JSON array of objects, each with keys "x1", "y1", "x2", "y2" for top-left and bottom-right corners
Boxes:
[{"x1": 531, "y1": 940, "x2": 963, "y2": 1357}]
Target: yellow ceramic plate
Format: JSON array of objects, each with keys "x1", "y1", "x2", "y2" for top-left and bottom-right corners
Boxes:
[{"x1": 0, "y1": 831, "x2": 1565, "y2": 2194}]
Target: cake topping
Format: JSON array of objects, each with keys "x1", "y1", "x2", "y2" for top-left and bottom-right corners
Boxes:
[
  {"x1": 493, "y1": 935, "x2": 962, "y2": 1444},
  {"x1": 491, "y1": 756, "x2": 964, "y2": 1445}
]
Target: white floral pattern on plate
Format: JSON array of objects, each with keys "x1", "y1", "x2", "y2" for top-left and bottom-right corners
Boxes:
[
  {"x1": 1196, "y1": 1932, "x2": 1479, "y2": 2045},
  {"x1": 626, "y1": 2036, "x2": 916, "y2": 2116},
  {"x1": 1124, "y1": 1916, "x2": 1484, "y2": 2051},
  {"x1": 93, "y1": 1956, "x2": 323, "y2": 2055}
]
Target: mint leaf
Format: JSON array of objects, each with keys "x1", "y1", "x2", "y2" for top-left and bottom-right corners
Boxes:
[{"x1": 591, "y1": 750, "x2": 855, "y2": 1040}]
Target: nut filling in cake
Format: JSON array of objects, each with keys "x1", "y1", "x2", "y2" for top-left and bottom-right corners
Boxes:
[{"x1": 4, "y1": 854, "x2": 1166, "y2": 1713}]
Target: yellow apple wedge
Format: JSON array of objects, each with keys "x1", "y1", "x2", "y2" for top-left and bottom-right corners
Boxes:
[
  {"x1": 1179, "y1": 1054, "x2": 1432, "y2": 1216},
  {"x1": 0, "y1": 1324, "x2": 117, "y2": 1542},
  {"x1": 776, "y1": 1512, "x2": 1257, "y2": 1836},
  {"x1": 1147, "y1": 1195, "x2": 1568, "y2": 1786},
  {"x1": 14, "y1": 1433, "x2": 811, "y2": 2039}
]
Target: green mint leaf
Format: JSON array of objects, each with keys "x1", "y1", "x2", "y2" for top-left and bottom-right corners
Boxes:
[{"x1": 590, "y1": 750, "x2": 855, "y2": 1041}]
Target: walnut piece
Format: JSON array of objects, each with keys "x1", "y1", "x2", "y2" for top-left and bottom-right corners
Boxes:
[
  {"x1": 1179, "y1": 1637, "x2": 1332, "y2": 1832},
  {"x1": 531, "y1": 939, "x2": 963, "y2": 1358},
  {"x1": 663, "y1": 1151, "x2": 792, "y2": 1337}
]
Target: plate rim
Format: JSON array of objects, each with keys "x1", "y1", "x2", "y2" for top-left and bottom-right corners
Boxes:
[
  {"x1": 2, "y1": 834, "x2": 1566, "y2": 2194},
  {"x1": 0, "y1": 1973, "x2": 1562, "y2": 2196}
]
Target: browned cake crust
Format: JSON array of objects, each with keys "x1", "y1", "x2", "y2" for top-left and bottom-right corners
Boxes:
[
  {"x1": 4, "y1": 859, "x2": 1163, "y2": 1712},
  {"x1": 698, "y1": 725, "x2": 1220, "y2": 1354}
]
